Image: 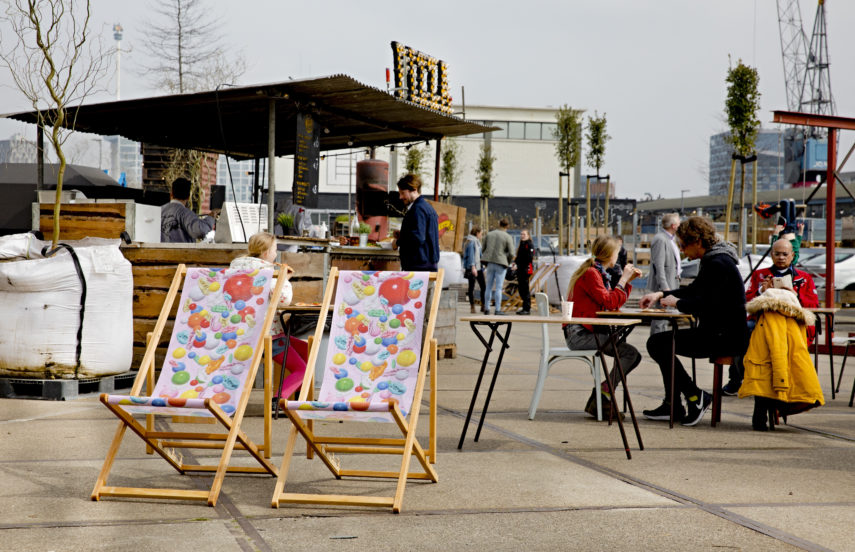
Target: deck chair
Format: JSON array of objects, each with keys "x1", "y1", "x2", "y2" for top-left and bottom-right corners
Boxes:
[
  {"x1": 91, "y1": 264, "x2": 286, "y2": 506},
  {"x1": 503, "y1": 262, "x2": 551, "y2": 310},
  {"x1": 271, "y1": 267, "x2": 443, "y2": 513},
  {"x1": 527, "y1": 292, "x2": 602, "y2": 420},
  {"x1": 532, "y1": 263, "x2": 559, "y2": 295}
]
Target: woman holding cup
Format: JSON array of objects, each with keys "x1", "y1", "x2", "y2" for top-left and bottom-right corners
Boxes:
[{"x1": 564, "y1": 235, "x2": 643, "y2": 419}]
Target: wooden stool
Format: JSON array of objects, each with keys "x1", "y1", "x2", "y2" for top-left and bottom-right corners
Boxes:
[{"x1": 710, "y1": 356, "x2": 735, "y2": 427}]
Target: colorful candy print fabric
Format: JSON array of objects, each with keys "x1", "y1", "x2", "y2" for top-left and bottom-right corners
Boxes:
[
  {"x1": 288, "y1": 271, "x2": 429, "y2": 422},
  {"x1": 108, "y1": 267, "x2": 273, "y2": 417}
]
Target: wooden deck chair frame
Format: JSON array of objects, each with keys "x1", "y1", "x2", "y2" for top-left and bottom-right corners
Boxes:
[
  {"x1": 91, "y1": 263, "x2": 286, "y2": 506},
  {"x1": 271, "y1": 267, "x2": 443, "y2": 513},
  {"x1": 503, "y1": 263, "x2": 555, "y2": 310}
]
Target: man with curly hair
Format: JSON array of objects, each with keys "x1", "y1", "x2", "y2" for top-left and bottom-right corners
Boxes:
[{"x1": 639, "y1": 216, "x2": 748, "y2": 426}]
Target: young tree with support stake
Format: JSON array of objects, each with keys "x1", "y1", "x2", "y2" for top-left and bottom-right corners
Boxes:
[
  {"x1": 0, "y1": 0, "x2": 110, "y2": 248},
  {"x1": 553, "y1": 105, "x2": 583, "y2": 253},
  {"x1": 724, "y1": 59, "x2": 761, "y2": 256},
  {"x1": 477, "y1": 141, "x2": 496, "y2": 230},
  {"x1": 440, "y1": 137, "x2": 461, "y2": 202},
  {"x1": 585, "y1": 111, "x2": 610, "y2": 247}
]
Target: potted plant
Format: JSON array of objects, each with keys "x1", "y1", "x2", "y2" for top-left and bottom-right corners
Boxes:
[
  {"x1": 276, "y1": 212, "x2": 295, "y2": 236},
  {"x1": 357, "y1": 222, "x2": 371, "y2": 247}
]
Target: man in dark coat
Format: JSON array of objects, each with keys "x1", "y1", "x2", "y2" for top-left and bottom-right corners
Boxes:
[
  {"x1": 639, "y1": 216, "x2": 748, "y2": 426},
  {"x1": 394, "y1": 173, "x2": 439, "y2": 271},
  {"x1": 160, "y1": 177, "x2": 218, "y2": 243}
]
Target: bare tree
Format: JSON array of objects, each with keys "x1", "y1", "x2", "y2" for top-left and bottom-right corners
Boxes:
[
  {"x1": 141, "y1": 0, "x2": 246, "y2": 94},
  {"x1": 140, "y1": 0, "x2": 246, "y2": 211},
  {"x1": 0, "y1": 0, "x2": 110, "y2": 246}
]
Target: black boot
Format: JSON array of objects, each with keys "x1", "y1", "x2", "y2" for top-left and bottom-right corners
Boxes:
[{"x1": 752, "y1": 397, "x2": 769, "y2": 431}]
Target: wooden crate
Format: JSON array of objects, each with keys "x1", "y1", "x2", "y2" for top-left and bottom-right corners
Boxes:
[{"x1": 123, "y1": 244, "x2": 326, "y2": 367}]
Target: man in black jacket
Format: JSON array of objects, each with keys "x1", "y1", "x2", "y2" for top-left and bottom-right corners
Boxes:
[
  {"x1": 639, "y1": 216, "x2": 748, "y2": 426},
  {"x1": 393, "y1": 173, "x2": 439, "y2": 271}
]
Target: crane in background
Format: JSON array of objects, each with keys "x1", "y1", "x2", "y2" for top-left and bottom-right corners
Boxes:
[
  {"x1": 800, "y1": 0, "x2": 835, "y2": 116},
  {"x1": 776, "y1": 0, "x2": 809, "y2": 112},
  {"x1": 775, "y1": 0, "x2": 835, "y2": 188},
  {"x1": 777, "y1": 0, "x2": 835, "y2": 116}
]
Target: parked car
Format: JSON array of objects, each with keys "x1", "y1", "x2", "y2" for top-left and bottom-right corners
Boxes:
[{"x1": 799, "y1": 250, "x2": 855, "y2": 290}]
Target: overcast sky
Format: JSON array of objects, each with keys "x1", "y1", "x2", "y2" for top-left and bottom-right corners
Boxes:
[{"x1": 1, "y1": 0, "x2": 854, "y2": 200}]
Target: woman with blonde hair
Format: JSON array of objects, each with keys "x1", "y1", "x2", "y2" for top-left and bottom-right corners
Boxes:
[
  {"x1": 229, "y1": 232, "x2": 305, "y2": 402},
  {"x1": 564, "y1": 235, "x2": 642, "y2": 418}
]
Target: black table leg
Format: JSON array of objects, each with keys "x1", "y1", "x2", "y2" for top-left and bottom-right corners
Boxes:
[
  {"x1": 592, "y1": 327, "x2": 641, "y2": 460},
  {"x1": 669, "y1": 320, "x2": 678, "y2": 429},
  {"x1": 606, "y1": 325, "x2": 644, "y2": 452},
  {"x1": 273, "y1": 311, "x2": 293, "y2": 420},
  {"x1": 827, "y1": 314, "x2": 836, "y2": 400},
  {"x1": 474, "y1": 322, "x2": 513, "y2": 442},
  {"x1": 457, "y1": 321, "x2": 512, "y2": 449}
]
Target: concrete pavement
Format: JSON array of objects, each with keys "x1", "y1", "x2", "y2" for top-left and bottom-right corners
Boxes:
[{"x1": 1, "y1": 302, "x2": 854, "y2": 551}]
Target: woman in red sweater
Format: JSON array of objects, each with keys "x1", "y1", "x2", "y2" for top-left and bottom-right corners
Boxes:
[{"x1": 565, "y1": 235, "x2": 642, "y2": 418}]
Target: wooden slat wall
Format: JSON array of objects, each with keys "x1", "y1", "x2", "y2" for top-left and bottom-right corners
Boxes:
[
  {"x1": 123, "y1": 245, "x2": 326, "y2": 368},
  {"x1": 38, "y1": 203, "x2": 127, "y2": 241}
]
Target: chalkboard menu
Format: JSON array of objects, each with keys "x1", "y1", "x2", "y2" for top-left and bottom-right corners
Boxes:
[{"x1": 293, "y1": 112, "x2": 320, "y2": 207}]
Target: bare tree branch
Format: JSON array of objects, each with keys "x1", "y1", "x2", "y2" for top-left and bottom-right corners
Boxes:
[{"x1": 0, "y1": 0, "x2": 112, "y2": 245}]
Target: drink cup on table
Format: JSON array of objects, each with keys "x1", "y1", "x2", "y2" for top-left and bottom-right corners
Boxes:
[{"x1": 561, "y1": 301, "x2": 574, "y2": 318}]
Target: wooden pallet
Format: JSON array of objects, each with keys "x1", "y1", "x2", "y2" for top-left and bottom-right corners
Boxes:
[
  {"x1": 0, "y1": 372, "x2": 136, "y2": 401},
  {"x1": 437, "y1": 343, "x2": 457, "y2": 360}
]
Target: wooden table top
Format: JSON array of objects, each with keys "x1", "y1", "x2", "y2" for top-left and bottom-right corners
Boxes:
[
  {"x1": 597, "y1": 308, "x2": 694, "y2": 320},
  {"x1": 808, "y1": 307, "x2": 840, "y2": 314},
  {"x1": 460, "y1": 314, "x2": 641, "y2": 326}
]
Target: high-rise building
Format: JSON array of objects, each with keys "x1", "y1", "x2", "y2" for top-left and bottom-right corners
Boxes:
[
  {"x1": 0, "y1": 133, "x2": 37, "y2": 163},
  {"x1": 217, "y1": 156, "x2": 255, "y2": 203},
  {"x1": 102, "y1": 135, "x2": 142, "y2": 188},
  {"x1": 709, "y1": 129, "x2": 826, "y2": 196}
]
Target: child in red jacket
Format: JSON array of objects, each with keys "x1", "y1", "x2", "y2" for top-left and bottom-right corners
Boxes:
[{"x1": 564, "y1": 235, "x2": 642, "y2": 418}]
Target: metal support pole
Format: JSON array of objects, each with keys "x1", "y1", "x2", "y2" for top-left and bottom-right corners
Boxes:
[
  {"x1": 752, "y1": 160, "x2": 758, "y2": 254},
  {"x1": 267, "y1": 100, "x2": 276, "y2": 233},
  {"x1": 434, "y1": 139, "x2": 441, "y2": 201},
  {"x1": 558, "y1": 173, "x2": 564, "y2": 253},
  {"x1": 826, "y1": 128, "x2": 837, "y2": 308},
  {"x1": 585, "y1": 176, "x2": 592, "y2": 249},
  {"x1": 603, "y1": 175, "x2": 610, "y2": 234}
]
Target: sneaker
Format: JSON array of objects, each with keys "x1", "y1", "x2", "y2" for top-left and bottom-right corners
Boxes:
[
  {"x1": 584, "y1": 388, "x2": 624, "y2": 420},
  {"x1": 642, "y1": 400, "x2": 685, "y2": 422},
  {"x1": 682, "y1": 391, "x2": 713, "y2": 426},
  {"x1": 516, "y1": 309, "x2": 530, "y2": 315},
  {"x1": 721, "y1": 380, "x2": 740, "y2": 396}
]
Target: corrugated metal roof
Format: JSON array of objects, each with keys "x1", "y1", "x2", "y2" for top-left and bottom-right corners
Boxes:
[{"x1": 2, "y1": 74, "x2": 494, "y2": 159}]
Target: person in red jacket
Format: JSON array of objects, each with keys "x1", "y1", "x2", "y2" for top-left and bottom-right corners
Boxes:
[
  {"x1": 722, "y1": 238, "x2": 819, "y2": 395},
  {"x1": 564, "y1": 235, "x2": 642, "y2": 418}
]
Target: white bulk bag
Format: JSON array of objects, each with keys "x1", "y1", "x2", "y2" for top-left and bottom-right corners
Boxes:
[{"x1": 0, "y1": 236, "x2": 133, "y2": 378}]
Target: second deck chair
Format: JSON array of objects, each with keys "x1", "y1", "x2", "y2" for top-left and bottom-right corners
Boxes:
[
  {"x1": 271, "y1": 267, "x2": 443, "y2": 513},
  {"x1": 91, "y1": 264, "x2": 285, "y2": 506}
]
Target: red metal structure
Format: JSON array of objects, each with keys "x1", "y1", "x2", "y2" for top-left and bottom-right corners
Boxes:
[{"x1": 772, "y1": 110, "x2": 855, "y2": 308}]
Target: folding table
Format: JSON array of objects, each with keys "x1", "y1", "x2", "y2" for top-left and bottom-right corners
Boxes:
[{"x1": 458, "y1": 314, "x2": 643, "y2": 459}]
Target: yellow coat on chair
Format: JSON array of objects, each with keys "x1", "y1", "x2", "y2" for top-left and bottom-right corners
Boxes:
[{"x1": 738, "y1": 289, "x2": 824, "y2": 407}]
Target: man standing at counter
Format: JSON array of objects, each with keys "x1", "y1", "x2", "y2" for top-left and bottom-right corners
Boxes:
[
  {"x1": 394, "y1": 173, "x2": 439, "y2": 271},
  {"x1": 160, "y1": 177, "x2": 219, "y2": 243}
]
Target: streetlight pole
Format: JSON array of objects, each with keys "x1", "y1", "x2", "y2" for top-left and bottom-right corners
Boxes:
[{"x1": 680, "y1": 189, "x2": 689, "y2": 214}]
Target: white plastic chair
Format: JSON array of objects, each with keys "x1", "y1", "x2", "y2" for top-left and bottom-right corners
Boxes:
[{"x1": 528, "y1": 292, "x2": 603, "y2": 420}]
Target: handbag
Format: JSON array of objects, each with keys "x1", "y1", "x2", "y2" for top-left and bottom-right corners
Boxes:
[{"x1": 527, "y1": 263, "x2": 533, "y2": 276}]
